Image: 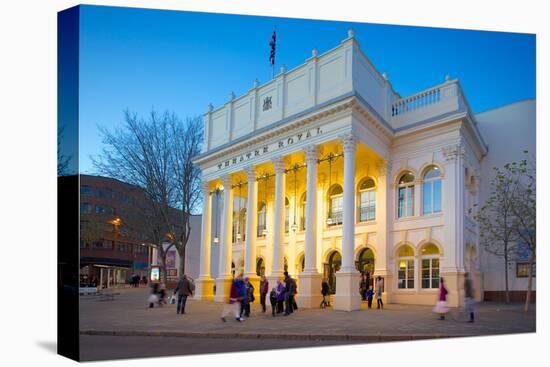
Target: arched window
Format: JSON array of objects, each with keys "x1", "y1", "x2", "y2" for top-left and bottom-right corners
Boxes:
[
  {"x1": 397, "y1": 245, "x2": 415, "y2": 289},
  {"x1": 296, "y1": 253, "x2": 305, "y2": 274},
  {"x1": 327, "y1": 184, "x2": 343, "y2": 226},
  {"x1": 358, "y1": 178, "x2": 376, "y2": 222},
  {"x1": 397, "y1": 172, "x2": 415, "y2": 218},
  {"x1": 422, "y1": 166, "x2": 442, "y2": 215},
  {"x1": 300, "y1": 192, "x2": 307, "y2": 231},
  {"x1": 421, "y1": 243, "x2": 440, "y2": 288},
  {"x1": 285, "y1": 197, "x2": 290, "y2": 233},
  {"x1": 257, "y1": 202, "x2": 267, "y2": 237}
]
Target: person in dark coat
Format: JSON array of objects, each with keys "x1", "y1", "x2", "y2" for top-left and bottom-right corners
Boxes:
[
  {"x1": 366, "y1": 285, "x2": 374, "y2": 309},
  {"x1": 320, "y1": 278, "x2": 330, "y2": 308},
  {"x1": 259, "y1": 275, "x2": 269, "y2": 313},
  {"x1": 241, "y1": 277, "x2": 254, "y2": 318},
  {"x1": 173, "y1": 274, "x2": 193, "y2": 314},
  {"x1": 283, "y1": 272, "x2": 296, "y2": 316}
]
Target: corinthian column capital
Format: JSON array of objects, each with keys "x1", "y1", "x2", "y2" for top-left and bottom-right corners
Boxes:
[
  {"x1": 221, "y1": 175, "x2": 232, "y2": 188},
  {"x1": 304, "y1": 144, "x2": 318, "y2": 164},
  {"x1": 272, "y1": 156, "x2": 286, "y2": 174},
  {"x1": 340, "y1": 134, "x2": 358, "y2": 154},
  {"x1": 245, "y1": 165, "x2": 257, "y2": 180}
]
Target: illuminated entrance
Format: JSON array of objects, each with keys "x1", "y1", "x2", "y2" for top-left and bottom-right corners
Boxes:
[
  {"x1": 256, "y1": 257, "x2": 265, "y2": 277},
  {"x1": 324, "y1": 250, "x2": 341, "y2": 294},
  {"x1": 356, "y1": 247, "x2": 375, "y2": 287}
]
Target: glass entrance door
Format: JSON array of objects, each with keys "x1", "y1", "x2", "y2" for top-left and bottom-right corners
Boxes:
[{"x1": 324, "y1": 251, "x2": 341, "y2": 294}]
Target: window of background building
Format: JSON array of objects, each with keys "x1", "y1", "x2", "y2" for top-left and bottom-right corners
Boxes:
[
  {"x1": 397, "y1": 172, "x2": 415, "y2": 218},
  {"x1": 80, "y1": 203, "x2": 93, "y2": 214},
  {"x1": 358, "y1": 177, "x2": 376, "y2": 222},
  {"x1": 516, "y1": 262, "x2": 536, "y2": 278},
  {"x1": 80, "y1": 239, "x2": 87, "y2": 248},
  {"x1": 93, "y1": 239, "x2": 113, "y2": 249},
  {"x1": 422, "y1": 166, "x2": 442, "y2": 215},
  {"x1": 96, "y1": 187, "x2": 114, "y2": 199},
  {"x1": 95, "y1": 205, "x2": 115, "y2": 215},
  {"x1": 80, "y1": 185, "x2": 93, "y2": 196}
]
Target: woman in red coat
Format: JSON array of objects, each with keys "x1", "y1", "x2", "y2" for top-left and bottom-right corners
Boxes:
[{"x1": 432, "y1": 277, "x2": 449, "y2": 320}]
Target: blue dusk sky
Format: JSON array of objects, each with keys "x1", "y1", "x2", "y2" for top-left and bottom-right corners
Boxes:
[{"x1": 77, "y1": 5, "x2": 535, "y2": 173}]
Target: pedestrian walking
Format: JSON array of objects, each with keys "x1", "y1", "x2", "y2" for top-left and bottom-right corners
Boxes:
[
  {"x1": 276, "y1": 279, "x2": 285, "y2": 314},
  {"x1": 433, "y1": 277, "x2": 449, "y2": 320},
  {"x1": 464, "y1": 272, "x2": 475, "y2": 322},
  {"x1": 259, "y1": 275, "x2": 269, "y2": 313},
  {"x1": 173, "y1": 274, "x2": 193, "y2": 315},
  {"x1": 366, "y1": 285, "x2": 374, "y2": 309},
  {"x1": 148, "y1": 282, "x2": 159, "y2": 308},
  {"x1": 320, "y1": 278, "x2": 330, "y2": 308},
  {"x1": 221, "y1": 277, "x2": 244, "y2": 322},
  {"x1": 269, "y1": 287, "x2": 278, "y2": 316},
  {"x1": 376, "y1": 276, "x2": 384, "y2": 309}
]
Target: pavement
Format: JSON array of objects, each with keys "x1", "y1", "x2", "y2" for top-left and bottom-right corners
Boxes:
[{"x1": 80, "y1": 287, "x2": 536, "y2": 342}]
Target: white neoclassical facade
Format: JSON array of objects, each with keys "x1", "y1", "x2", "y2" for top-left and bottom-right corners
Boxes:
[{"x1": 192, "y1": 29, "x2": 495, "y2": 311}]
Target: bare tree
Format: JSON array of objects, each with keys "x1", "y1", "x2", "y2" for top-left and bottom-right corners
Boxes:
[
  {"x1": 169, "y1": 116, "x2": 203, "y2": 279},
  {"x1": 58, "y1": 125, "x2": 72, "y2": 176},
  {"x1": 475, "y1": 165, "x2": 520, "y2": 303},
  {"x1": 92, "y1": 110, "x2": 180, "y2": 285},
  {"x1": 508, "y1": 154, "x2": 536, "y2": 311}
]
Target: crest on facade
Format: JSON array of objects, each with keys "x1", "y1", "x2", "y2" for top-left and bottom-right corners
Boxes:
[{"x1": 262, "y1": 96, "x2": 272, "y2": 111}]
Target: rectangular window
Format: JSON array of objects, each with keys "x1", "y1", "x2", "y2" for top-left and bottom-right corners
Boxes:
[
  {"x1": 398, "y1": 259, "x2": 414, "y2": 289},
  {"x1": 398, "y1": 187, "x2": 414, "y2": 218},
  {"x1": 433, "y1": 180, "x2": 442, "y2": 212},
  {"x1": 80, "y1": 239, "x2": 87, "y2": 248},
  {"x1": 96, "y1": 187, "x2": 113, "y2": 199},
  {"x1": 80, "y1": 185, "x2": 92, "y2": 196},
  {"x1": 423, "y1": 183, "x2": 432, "y2": 214},
  {"x1": 330, "y1": 196, "x2": 343, "y2": 225},
  {"x1": 80, "y1": 203, "x2": 92, "y2": 214},
  {"x1": 359, "y1": 191, "x2": 376, "y2": 222},
  {"x1": 516, "y1": 262, "x2": 536, "y2": 278},
  {"x1": 422, "y1": 258, "x2": 440, "y2": 289},
  {"x1": 95, "y1": 205, "x2": 115, "y2": 215}
]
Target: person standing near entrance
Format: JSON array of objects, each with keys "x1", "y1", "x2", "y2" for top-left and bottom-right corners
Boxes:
[
  {"x1": 259, "y1": 275, "x2": 269, "y2": 313},
  {"x1": 360, "y1": 274, "x2": 367, "y2": 301},
  {"x1": 320, "y1": 278, "x2": 330, "y2": 308},
  {"x1": 173, "y1": 274, "x2": 193, "y2": 315},
  {"x1": 283, "y1": 272, "x2": 296, "y2": 316},
  {"x1": 376, "y1": 276, "x2": 384, "y2": 309},
  {"x1": 464, "y1": 272, "x2": 475, "y2": 322},
  {"x1": 276, "y1": 279, "x2": 285, "y2": 314},
  {"x1": 366, "y1": 285, "x2": 374, "y2": 309}
]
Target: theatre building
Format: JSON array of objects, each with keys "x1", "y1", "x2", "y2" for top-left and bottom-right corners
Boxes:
[{"x1": 192, "y1": 30, "x2": 535, "y2": 310}]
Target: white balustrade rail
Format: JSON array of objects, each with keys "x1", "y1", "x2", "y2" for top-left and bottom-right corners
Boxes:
[{"x1": 391, "y1": 87, "x2": 442, "y2": 117}]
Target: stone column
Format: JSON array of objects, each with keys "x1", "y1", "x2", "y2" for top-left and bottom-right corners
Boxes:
[
  {"x1": 334, "y1": 134, "x2": 361, "y2": 311},
  {"x1": 214, "y1": 175, "x2": 234, "y2": 303},
  {"x1": 195, "y1": 181, "x2": 214, "y2": 300},
  {"x1": 374, "y1": 160, "x2": 392, "y2": 304},
  {"x1": 442, "y1": 143, "x2": 466, "y2": 307},
  {"x1": 297, "y1": 145, "x2": 323, "y2": 308},
  {"x1": 244, "y1": 166, "x2": 260, "y2": 299},
  {"x1": 267, "y1": 157, "x2": 286, "y2": 288}
]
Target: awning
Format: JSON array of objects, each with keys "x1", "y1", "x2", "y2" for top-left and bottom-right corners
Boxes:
[{"x1": 80, "y1": 257, "x2": 133, "y2": 268}]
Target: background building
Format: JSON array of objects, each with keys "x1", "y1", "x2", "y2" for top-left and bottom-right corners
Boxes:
[{"x1": 79, "y1": 175, "x2": 152, "y2": 288}]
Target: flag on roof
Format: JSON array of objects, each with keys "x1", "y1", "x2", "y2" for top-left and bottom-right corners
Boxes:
[{"x1": 269, "y1": 30, "x2": 276, "y2": 66}]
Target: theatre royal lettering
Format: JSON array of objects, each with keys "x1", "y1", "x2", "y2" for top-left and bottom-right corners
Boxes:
[{"x1": 216, "y1": 127, "x2": 323, "y2": 170}]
